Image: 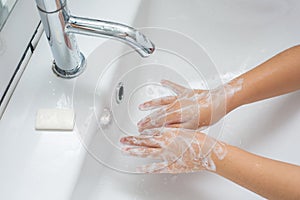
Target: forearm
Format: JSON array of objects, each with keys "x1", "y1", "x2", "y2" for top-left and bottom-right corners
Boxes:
[
  {"x1": 226, "y1": 45, "x2": 300, "y2": 112},
  {"x1": 211, "y1": 144, "x2": 300, "y2": 200}
]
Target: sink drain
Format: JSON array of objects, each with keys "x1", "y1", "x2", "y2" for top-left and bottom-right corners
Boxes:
[{"x1": 116, "y1": 82, "x2": 124, "y2": 104}]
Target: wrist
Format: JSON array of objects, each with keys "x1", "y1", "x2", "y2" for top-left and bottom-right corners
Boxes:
[
  {"x1": 225, "y1": 92, "x2": 238, "y2": 113},
  {"x1": 209, "y1": 142, "x2": 229, "y2": 173},
  {"x1": 203, "y1": 139, "x2": 229, "y2": 172},
  {"x1": 224, "y1": 78, "x2": 245, "y2": 113}
]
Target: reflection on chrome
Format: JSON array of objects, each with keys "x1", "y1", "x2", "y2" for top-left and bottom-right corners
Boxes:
[{"x1": 35, "y1": 0, "x2": 155, "y2": 78}]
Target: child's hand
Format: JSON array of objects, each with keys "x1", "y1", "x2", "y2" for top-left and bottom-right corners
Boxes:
[
  {"x1": 137, "y1": 80, "x2": 228, "y2": 132},
  {"x1": 120, "y1": 128, "x2": 227, "y2": 173}
]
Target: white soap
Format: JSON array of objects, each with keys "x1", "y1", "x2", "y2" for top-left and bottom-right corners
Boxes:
[{"x1": 35, "y1": 109, "x2": 75, "y2": 131}]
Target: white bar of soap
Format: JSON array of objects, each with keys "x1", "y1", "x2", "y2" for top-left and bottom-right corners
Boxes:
[{"x1": 35, "y1": 109, "x2": 75, "y2": 131}]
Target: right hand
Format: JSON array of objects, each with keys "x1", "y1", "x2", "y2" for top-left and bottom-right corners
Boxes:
[{"x1": 120, "y1": 128, "x2": 227, "y2": 173}]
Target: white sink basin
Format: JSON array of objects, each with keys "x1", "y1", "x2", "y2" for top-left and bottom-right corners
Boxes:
[
  {"x1": 1, "y1": 0, "x2": 300, "y2": 199},
  {"x1": 70, "y1": 0, "x2": 300, "y2": 199},
  {"x1": 73, "y1": 27, "x2": 226, "y2": 172}
]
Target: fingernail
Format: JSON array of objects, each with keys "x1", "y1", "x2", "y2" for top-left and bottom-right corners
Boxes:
[
  {"x1": 120, "y1": 137, "x2": 128, "y2": 144},
  {"x1": 120, "y1": 137, "x2": 125, "y2": 143},
  {"x1": 121, "y1": 147, "x2": 132, "y2": 156},
  {"x1": 139, "y1": 103, "x2": 149, "y2": 110},
  {"x1": 121, "y1": 147, "x2": 129, "y2": 151},
  {"x1": 137, "y1": 117, "x2": 150, "y2": 126},
  {"x1": 160, "y1": 79, "x2": 167, "y2": 84},
  {"x1": 137, "y1": 120, "x2": 142, "y2": 126}
]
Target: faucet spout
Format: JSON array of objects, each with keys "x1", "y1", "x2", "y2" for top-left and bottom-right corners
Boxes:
[
  {"x1": 35, "y1": 0, "x2": 155, "y2": 78},
  {"x1": 67, "y1": 16, "x2": 155, "y2": 57}
]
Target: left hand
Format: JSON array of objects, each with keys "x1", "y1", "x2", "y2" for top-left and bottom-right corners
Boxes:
[
  {"x1": 137, "y1": 80, "x2": 228, "y2": 132},
  {"x1": 120, "y1": 128, "x2": 227, "y2": 173}
]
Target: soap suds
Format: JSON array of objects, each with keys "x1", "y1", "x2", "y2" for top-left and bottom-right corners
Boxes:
[{"x1": 122, "y1": 128, "x2": 227, "y2": 173}]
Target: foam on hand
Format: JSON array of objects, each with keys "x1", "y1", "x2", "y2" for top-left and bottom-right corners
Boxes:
[{"x1": 35, "y1": 108, "x2": 75, "y2": 131}]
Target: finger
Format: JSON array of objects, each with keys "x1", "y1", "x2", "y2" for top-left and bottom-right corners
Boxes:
[
  {"x1": 137, "y1": 162, "x2": 170, "y2": 173},
  {"x1": 165, "y1": 123, "x2": 182, "y2": 128},
  {"x1": 138, "y1": 95, "x2": 185, "y2": 128},
  {"x1": 195, "y1": 89, "x2": 205, "y2": 94},
  {"x1": 140, "y1": 129, "x2": 163, "y2": 136},
  {"x1": 166, "y1": 120, "x2": 200, "y2": 130},
  {"x1": 122, "y1": 147, "x2": 161, "y2": 158},
  {"x1": 138, "y1": 110, "x2": 182, "y2": 132},
  {"x1": 139, "y1": 98, "x2": 188, "y2": 129},
  {"x1": 161, "y1": 80, "x2": 186, "y2": 95},
  {"x1": 137, "y1": 108, "x2": 167, "y2": 129},
  {"x1": 138, "y1": 96, "x2": 177, "y2": 111},
  {"x1": 120, "y1": 136, "x2": 163, "y2": 148}
]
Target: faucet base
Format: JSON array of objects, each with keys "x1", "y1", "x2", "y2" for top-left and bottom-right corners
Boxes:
[{"x1": 52, "y1": 52, "x2": 87, "y2": 79}]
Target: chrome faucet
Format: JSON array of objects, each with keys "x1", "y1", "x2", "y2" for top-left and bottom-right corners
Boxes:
[{"x1": 35, "y1": 0, "x2": 155, "y2": 78}]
